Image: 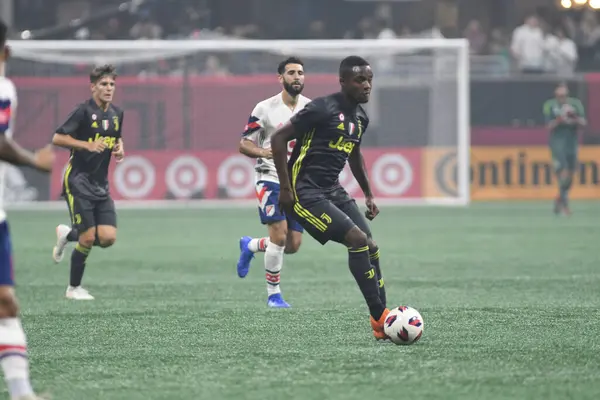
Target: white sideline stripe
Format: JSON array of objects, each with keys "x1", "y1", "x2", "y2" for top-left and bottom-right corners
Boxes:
[{"x1": 4, "y1": 198, "x2": 467, "y2": 211}]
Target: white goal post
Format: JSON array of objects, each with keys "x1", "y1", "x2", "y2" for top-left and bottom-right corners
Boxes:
[{"x1": 6, "y1": 39, "x2": 470, "y2": 209}]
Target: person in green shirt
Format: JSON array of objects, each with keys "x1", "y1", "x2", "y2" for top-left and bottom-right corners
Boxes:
[{"x1": 542, "y1": 83, "x2": 586, "y2": 215}]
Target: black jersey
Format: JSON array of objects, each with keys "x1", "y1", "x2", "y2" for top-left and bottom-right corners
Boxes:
[
  {"x1": 288, "y1": 92, "x2": 369, "y2": 191},
  {"x1": 56, "y1": 99, "x2": 124, "y2": 200}
]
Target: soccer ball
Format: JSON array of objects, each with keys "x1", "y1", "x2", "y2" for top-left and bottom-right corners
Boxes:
[{"x1": 383, "y1": 306, "x2": 424, "y2": 345}]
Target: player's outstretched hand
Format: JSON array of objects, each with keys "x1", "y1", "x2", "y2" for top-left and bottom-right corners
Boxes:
[
  {"x1": 33, "y1": 144, "x2": 55, "y2": 173},
  {"x1": 112, "y1": 143, "x2": 125, "y2": 163},
  {"x1": 365, "y1": 196, "x2": 379, "y2": 221},
  {"x1": 278, "y1": 186, "x2": 295, "y2": 215},
  {"x1": 87, "y1": 138, "x2": 107, "y2": 153}
]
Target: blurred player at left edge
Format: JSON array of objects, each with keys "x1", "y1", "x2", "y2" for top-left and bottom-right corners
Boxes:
[{"x1": 0, "y1": 18, "x2": 55, "y2": 400}]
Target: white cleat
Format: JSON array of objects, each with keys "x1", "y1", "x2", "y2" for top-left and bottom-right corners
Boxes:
[
  {"x1": 52, "y1": 224, "x2": 71, "y2": 263},
  {"x1": 65, "y1": 286, "x2": 94, "y2": 300}
]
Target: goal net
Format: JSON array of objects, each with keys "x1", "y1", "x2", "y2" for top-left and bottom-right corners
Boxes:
[{"x1": 7, "y1": 39, "x2": 470, "y2": 208}]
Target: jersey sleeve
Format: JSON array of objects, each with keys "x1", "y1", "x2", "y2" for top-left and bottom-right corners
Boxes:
[
  {"x1": 241, "y1": 103, "x2": 265, "y2": 142},
  {"x1": 289, "y1": 98, "x2": 328, "y2": 135},
  {"x1": 56, "y1": 105, "x2": 86, "y2": 138},
  {"x1": 0, "y1": 98, "x2": 12, "y2": 135}
]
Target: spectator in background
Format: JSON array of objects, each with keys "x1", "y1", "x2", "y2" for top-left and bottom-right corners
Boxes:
[
  {"x1": 202, "y1": 55, "x2": 229, "y2": 77},
  {"x1": 511, "y1": 15, "x2": 545, "y2": 73},
  {"x1": 464, "y1": 20, "x2": 487, "y2": 55},
  {"x1": 307, "y1": 20, "x2": 327, "y2": 40},
  {"x1": 344, "y1": 17, "x2": 377, "y2": 39},
  {"x1": 130, "y1": 11, "x2": 162, "y2": 40},
  {"x1": 579, "y1": 10, "x2": 600, "y2": 48},
  {"x1": 488, "y1": 28, "x2": 511, "y2": 74},
  {"x1": 545, "y1": 26, "x2": 578, "y2": 76},
  {"x1": 376, "y1": 19, "x2": 396, "y2": 39},
  {"x1": 576, "y1": 10, "x2": 600, "y2": 70}
]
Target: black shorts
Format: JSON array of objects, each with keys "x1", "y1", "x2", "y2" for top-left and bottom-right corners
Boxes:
[
  {"x1": 291, "y1": 185, "x2": 371, "y2": 245},
  {"x1": 64, "y1": 194, "x2": 117, "y2": 232}
]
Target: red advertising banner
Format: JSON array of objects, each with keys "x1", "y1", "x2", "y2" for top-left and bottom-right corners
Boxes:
[
  {"x1": 11, "y1": 75, "x2": 340, "y2": 150},
  {"x1": 50, "y1": 148, "x2": 422, "y2": 201},
  {"x1": 12, "y1": 75, "x2": 558, "y2": 151}
]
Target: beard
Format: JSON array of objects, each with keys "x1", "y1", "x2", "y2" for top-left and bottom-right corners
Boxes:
[{"x1": 283, "y1": 81, "x2": 304, "y2": 97}]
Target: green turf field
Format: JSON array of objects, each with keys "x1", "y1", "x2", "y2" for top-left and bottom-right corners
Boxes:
[{"x1": 3, "y1": 202, "x2": 600, "y2": 400}]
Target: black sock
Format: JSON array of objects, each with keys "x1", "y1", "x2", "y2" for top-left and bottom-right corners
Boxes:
[
  {"x1": 559, "y1": 177, "x2": 569, "y2": 204},
  {"x1": 564, "y1": 175, "x2": 573, "y2": 206},
  {"x1": 66, "y1": 228, "x2": 78, "y2": 242},
  {"x1": 70, "y1": 243, "x2": 91, "y2": 287},
  {"x1": 369, "y1": 247, "x2": 386, "y2": 308},
  {"x1": 348, "y1": 245, "x2": 385, "y2": 320}
]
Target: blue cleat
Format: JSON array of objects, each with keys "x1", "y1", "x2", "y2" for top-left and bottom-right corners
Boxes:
[
  {"x1": 267, "y1": 293, "x2": 291, "y2": 308},
  {"x1": 237, "y1": 236, "x2": 255, "y2": 278}
]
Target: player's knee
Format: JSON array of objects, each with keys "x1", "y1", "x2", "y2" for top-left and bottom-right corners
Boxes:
[
  {"x1": 367, "y1": 238, "x2": 378, "y2": 253},
  {"x1": 78, "y1": 229, "x2": 96, "y2": 248},
  {"x1": 98, "y1": 234, "x2": 116, "y2": 248},
  {"x1": 284, "y1": 236, "x2": 301, "y2": 254},
  {"x1": 0, "y1": 287, "x2": 18, "y2": 318},
  {"x1": 344, "y1": 226, "x2": 369, "y2": 249},
  {"x1": 268, "y1": 222, "x2": 288, "y2": 247}
]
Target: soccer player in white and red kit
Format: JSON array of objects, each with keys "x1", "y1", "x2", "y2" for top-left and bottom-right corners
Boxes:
[
  {"x1": 0, "y1": 19, "x2": 55, "y2": 400},
  {"x1": 236, "y1": 57, "x2": 311, "y2": 308}
]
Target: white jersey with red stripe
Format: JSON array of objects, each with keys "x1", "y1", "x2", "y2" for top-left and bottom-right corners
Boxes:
[
  {"x1": 0, "y1": 77, "x2": 17, "y2": 223},
  {"x1": 242, "y1": 92, "x2": 311, "y2": 184}
]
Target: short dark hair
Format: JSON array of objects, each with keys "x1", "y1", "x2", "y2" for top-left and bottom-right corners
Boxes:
[
  {"x1": 0, "y1": 19, "x2": 7, "y2": 49},
  {"x1": 90, "y1": 64, "x2": 117, "y2": 83},
  {"x1": 277, "y1": 57, "x2": 304, "y2": 75},
  {"x1": 339, "y1": 56, "x2": 370, "y2": 78}
]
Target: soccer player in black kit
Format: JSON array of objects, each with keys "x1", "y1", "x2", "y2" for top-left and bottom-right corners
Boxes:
[
  {"x1": 271, "y1": 56, "x2": 390, "y2": 340},
  {"x1": 51, "y1": 65, "x2": 125, "y2": 300}
]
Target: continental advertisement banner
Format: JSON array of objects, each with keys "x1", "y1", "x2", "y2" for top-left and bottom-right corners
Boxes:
[{"x1": 423, "y1": 146, "x2": 600, "y2": 200}]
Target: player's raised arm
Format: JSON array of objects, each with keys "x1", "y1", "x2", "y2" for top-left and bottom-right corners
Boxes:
[{"x1": 52, "y1": 106, "x2": 104, "y2": 153}]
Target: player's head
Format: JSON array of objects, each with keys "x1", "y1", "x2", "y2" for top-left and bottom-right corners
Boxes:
[
  {"x1": 555, "y1": 82, "x2": 569, "y2": 103},
  {"x1": 277, "y1": 57, "x2": 305, "y2": 97},
  {"x1": 0, "y1": 18, "x2": 9, "y2": 64},
  {"x1": 339, "y1": 56, "x2": 373, "y2": 104},
  {"x1": 90, "y1": 64, "x2": 117, "y2": 104}
]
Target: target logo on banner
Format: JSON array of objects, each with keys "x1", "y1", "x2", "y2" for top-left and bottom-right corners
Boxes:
[
  {"x1": 217, "y1": 155, "x2": 255, "y2": 198},
  {"x1": 372, "y1": 153, "x2": 414, "y2": 196},
  {"x1": 113, "y1": 155, "x2": 156, "y2": 199},
  {"x1": 165, "y1": 155, "x2": 208, "y2": 198},
  {"x1": 339, "y1": 164, "x2": 359, "y2": 195}
]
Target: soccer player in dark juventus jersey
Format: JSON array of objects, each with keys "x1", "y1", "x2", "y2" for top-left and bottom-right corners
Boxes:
[
  {"x1": 51, "y1": 65, "x2": 125, "y2": 300},
  {"x1": 270, "y1": 56, "x2": 391, "y2": 340}
]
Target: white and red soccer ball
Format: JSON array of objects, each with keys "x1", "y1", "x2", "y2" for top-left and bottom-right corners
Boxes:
[{"x1": 383, "y1": 306, "x2": 424, "y2": 345}]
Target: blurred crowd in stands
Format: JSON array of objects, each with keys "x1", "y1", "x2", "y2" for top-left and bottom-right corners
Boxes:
[{"x1": 9, "y1": 0, "x2": 600, "y2": 77}]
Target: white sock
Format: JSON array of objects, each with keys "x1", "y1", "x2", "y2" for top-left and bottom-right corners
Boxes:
[
  {"x1": 0, "y1": 318, "x2": 34, "y2": 398},
  {"x1": 265, "y1": 242, "x2": 284, "y2": 296},
  {"x1": 248, "y1": 237, "x2": 269, "y2": 253}
]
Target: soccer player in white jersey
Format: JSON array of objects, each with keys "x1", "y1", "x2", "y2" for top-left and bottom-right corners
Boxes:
[
  {"x1": 0, "y1": 19, "x2": 55, "y2": 400},
  {"x1": 236, "y1": 57, "x2": 311, "y2": 308}
]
